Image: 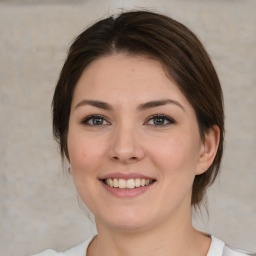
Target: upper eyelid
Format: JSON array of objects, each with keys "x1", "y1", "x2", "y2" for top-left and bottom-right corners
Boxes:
[
  {"x1": 144, "y1": 114, "x2": 176, "y2": 124},
  {"x1": 80, "y1": 114, "x2": 110, "y2": 124},
  {"x1": 147, "y1": 114, "x2": 175, "y2": 121}
]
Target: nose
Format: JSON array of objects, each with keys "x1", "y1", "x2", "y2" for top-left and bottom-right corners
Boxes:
[{"x1": 109, "y1": 125, "x2": 145, "y2": 164}]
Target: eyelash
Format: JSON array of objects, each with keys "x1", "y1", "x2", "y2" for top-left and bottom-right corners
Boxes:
[
  {"x1": 80, "y1": 115, "x2": 110, "y2": 126},
  {"x1": 145, "y1": 114, "x2": 176, "y2": 127},
  {"x1": 80, "y1": 114, "x2": 175, "y2": 127}
]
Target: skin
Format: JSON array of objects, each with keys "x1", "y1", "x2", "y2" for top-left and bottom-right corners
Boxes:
[{"x1": 67, "y1": 53, "x2": 220, "y2": 256}]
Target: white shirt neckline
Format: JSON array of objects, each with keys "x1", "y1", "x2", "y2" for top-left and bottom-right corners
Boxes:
[
  {"x1": 207, "y1": 235, "x2": 225, "y2": 256},
  {"x1": 33, "y1": 234, "x2": 254, "y2": 256},
  {"x1": 63, "y1": 235, "x2": 226, "y2": 256}
]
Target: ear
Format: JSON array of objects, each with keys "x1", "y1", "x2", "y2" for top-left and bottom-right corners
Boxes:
[{"x1": 196, "y1": 125, "x2": 220, "y2": 175}]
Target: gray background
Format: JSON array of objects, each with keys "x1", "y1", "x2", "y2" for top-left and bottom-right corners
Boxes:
[{"x1": 0, "y1": 0, "x2": 255, "y2": 255}]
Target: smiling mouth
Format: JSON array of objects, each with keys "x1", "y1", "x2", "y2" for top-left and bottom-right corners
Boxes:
[{"x1": 102, "y1": 178, "x2": 155, "y2": 189}]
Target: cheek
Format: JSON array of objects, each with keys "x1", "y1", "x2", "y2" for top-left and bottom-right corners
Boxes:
[
  {"x1": 67, "y1": 133, "x2": 107, "y2": 174},
  {"x1": 149, "y1": 134, "x2": 201, "y2": 178}
]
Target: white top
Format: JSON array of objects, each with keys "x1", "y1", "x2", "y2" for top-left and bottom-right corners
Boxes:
[{"x1": 32, "y1": 235, "x2": 255, "y2": 256}]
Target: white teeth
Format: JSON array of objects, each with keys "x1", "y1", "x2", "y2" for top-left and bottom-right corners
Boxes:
[
  {"x1": 108, "y1": 178, "x2": 113, "y2": 187},
  {"x1": 126, "y1": 179, "x2": 135, "y2": 189},
  {"x1": 105, "y1": 178, "x2": 153, "y2": 189},
  {"x1": 119, "y1": 179, "x2": 126, "y2": 189},
  {"x1": 135, "y1": 178, "x2": 141, "y2": 187},
  {"x1": 113, "y1": 178, "x2": 118, "y2": 188}
]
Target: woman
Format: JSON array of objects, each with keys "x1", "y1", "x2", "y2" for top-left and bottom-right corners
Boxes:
[{"x1": 33, "y1": 10, "x2": 254, "y2": 256}]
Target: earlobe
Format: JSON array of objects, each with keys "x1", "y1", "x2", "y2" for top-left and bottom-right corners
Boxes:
[
  {"x1": 67, "y1": 164, "x2": 73, "y2": 175},
  {"x1": 196, "y1": 125, "x2": 220, "y2": 175}
]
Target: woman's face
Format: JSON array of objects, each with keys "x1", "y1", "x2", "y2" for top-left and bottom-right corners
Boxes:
[{"x1": 68, "y1": 53, "x2": 211, "y2": 231}]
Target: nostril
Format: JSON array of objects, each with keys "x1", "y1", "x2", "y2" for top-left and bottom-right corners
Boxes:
[
  {"x1": 110, "y1": 143, "x2": 145, "y2": 162},
  {"x1": 112, "y1": 156, "x2": 138, "y2": 162}
]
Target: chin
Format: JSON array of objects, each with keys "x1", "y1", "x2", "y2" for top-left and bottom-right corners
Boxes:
[
  {"x1": 106, "y1": 219, "x2": 152, "y2": 232},
  {"x1": 95, "y1": 208, "x2": 158, "y2": 232}
]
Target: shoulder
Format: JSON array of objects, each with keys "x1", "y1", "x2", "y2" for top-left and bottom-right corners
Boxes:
[
  {"x1": 223, "y1": 245, "x2": 256, "y2": 256},
  {"x1": 209, "y1": 235, "x2": 256, "y2": 256},
  {"x1": 31, "y1": 249, "x2": 62, "y2": 256},
  {"x1": 31, "y1": 236, "x2": 94, "y2": 256}
]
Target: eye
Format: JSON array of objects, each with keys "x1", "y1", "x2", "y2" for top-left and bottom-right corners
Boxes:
[
  {"x1": 145, "y1": 114, "x2": 175, "y2": 126},
  {"x1": 81, "y1": 115, "x2": 110, "y2": 126}
]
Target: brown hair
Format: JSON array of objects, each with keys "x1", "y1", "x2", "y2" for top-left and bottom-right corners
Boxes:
[{"x1": 52, "y1": 10, "x2": 224, "y2": 207}]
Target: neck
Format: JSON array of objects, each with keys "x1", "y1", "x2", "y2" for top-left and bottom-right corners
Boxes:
[{"x1": 88, "y1": 208, "x2": 210, "y2": 256}]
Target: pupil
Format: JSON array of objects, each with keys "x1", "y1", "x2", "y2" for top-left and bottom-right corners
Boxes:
[
  {"x1": 93, "y1": 118, "x2": 103, "y2": 125},
  {"x1": 154, "y1": 118, "x2": 164, "y2": 125}
]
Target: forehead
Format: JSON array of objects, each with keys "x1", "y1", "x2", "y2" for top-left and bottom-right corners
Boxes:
[
  {"x1": 71, "y1": 53, "x2": 193, "y2": 112},
  {"x1": 79, "y1": 54, "x2": 168, "y2": 85}
]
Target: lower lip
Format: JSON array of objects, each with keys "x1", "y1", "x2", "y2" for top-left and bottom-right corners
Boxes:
[{"x1": 100, "y1": 181, "x2": 155, "y2": 198}]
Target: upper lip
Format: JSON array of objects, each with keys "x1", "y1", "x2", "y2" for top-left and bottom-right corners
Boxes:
[{"x1": 99, "y1": 172, "x2": 156, "y2": 180}]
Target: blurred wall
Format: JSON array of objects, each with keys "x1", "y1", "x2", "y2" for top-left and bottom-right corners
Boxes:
[{"x1": 0, "y1": 0, "x2": 255, "y2": 255}]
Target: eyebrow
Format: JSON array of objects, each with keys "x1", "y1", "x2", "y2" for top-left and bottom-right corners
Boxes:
[
  {"x1": 137, "y1": 99, "x2": 185, "y2": 111},
  {"x1": 75, "y1": 100, "x2": 113, "y2": 110},
  {"x1": 75, "y1": 99, "x2": 185, "y2": 111}
]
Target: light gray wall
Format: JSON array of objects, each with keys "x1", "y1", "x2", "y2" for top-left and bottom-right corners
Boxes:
[{"x1": 0, "y1": 0, "x2": 255, "y2": 255}]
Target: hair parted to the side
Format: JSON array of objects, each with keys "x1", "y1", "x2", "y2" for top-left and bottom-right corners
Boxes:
[{"x1": 52, "y1": 10, "x2": 224, "y2": 207}]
